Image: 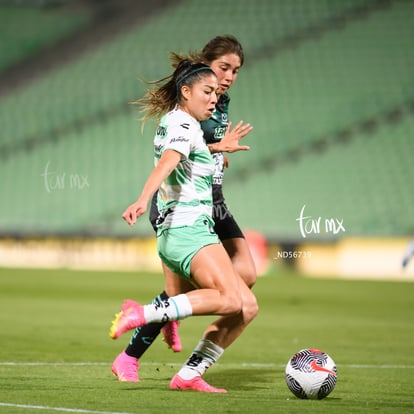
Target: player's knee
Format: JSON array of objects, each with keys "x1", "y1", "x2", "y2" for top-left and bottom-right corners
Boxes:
[
  {"x1": 222, "y1": 290, "x2": 242, "y2": 314},
  {"x1": 242, "y1": 292, "x2": 259, "y2": 323}
]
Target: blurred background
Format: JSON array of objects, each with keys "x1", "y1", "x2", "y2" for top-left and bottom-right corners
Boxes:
[{"x1": 0, "y1": 0, "x2": 413, "y2": 279}]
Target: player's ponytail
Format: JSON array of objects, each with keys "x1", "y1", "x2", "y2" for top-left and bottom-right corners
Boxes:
[{"x1": 133, "y1": 59, "x2": 214, "y2": 125}]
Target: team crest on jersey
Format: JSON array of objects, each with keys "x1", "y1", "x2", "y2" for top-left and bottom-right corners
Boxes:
[{"x1": 222, "y1": 113, "x2": 228, "y2": 122}]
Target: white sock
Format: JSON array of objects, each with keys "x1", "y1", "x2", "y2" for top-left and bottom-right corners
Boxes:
[
  {"x1": 178, "y1": 339, "x2": 224, "y2": 380},
  {"x1": 143, "y1": 293, "x2": 192, "y2": 323}
]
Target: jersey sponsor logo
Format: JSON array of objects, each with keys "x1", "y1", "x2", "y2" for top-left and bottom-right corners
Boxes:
[
  {"x1": 214, "y1": 126, "x2": 227, "y2": 139},
  {"x1": 169, "y1": 136, "x2": 189, "y2": 143},
  {"x1": 180, "y1": 123, "x2": 190, "y2": 130}
]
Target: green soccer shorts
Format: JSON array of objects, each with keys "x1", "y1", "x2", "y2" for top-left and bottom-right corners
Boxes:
[{"x1": 157, "y1": 214, "x2": 220, "y2": 279}]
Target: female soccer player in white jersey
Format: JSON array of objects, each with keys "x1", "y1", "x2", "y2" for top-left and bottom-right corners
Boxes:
[
  {"x1": 110, "y1": 56, "x2": 258, "y2": 393},
  {"x1": 111, "y1": 35, "x2": 258, "y2": 389}
]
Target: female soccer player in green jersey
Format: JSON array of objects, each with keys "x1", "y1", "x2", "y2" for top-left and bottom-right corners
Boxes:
[{"x1": 111, "y1": 36, "x2": 258, "y2": 392}]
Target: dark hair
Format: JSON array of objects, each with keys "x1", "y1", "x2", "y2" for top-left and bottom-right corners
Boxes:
[
  {"x1": 175, "y1": 61, "x2": 215, "y2": 96},
  {"x1": 134, "y1": 61, "x2": 215, "y2": 123},
  {"x1": 170, "y1": 35, "x2": 244, "y2": 68},
  {"x1": 201, "y1": 35, "x2": 244, "y2": 66}
]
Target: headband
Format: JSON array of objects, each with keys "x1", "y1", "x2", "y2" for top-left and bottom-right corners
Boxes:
[{"x1": 176, "y1": 65, "x2": 213, "y2": 88}]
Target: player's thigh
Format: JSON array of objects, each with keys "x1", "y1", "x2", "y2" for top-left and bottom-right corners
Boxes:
[
  {"x1": 222, "y1": 237, "x2": 257, "y2": 287},
  {"x1": 163, "y1": 261, "x2": 194, "y2": 295},
  {"x1": 190, "y1": 243, "x2": 240, "y2": 292}
]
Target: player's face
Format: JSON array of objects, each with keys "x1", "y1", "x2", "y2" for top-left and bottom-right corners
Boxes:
[
  {"x1": 181, "y1": 74, "x2": 218, "y2": 121},
  {"x1": 209, "y1": 53, "x2": 241, "y2": 95}
]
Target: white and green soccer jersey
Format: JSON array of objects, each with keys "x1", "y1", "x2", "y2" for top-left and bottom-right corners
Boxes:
[{"x1": 154, "y1": 108, "x2": 215, "y2": 228}]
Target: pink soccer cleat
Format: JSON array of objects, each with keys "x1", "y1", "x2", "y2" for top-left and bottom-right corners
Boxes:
[
  {"x1": 110, "y1": 299, "x2": 146, "y2": 339},
  {"x1": 161, "y1": 321, "x2": 182, "y2": 353},
  {"x1": 169, "y1": 374, "x2": 227, "y2": 393},
  {"x1": 111, "y1": 350, "x2": 140, "y2": 382}
]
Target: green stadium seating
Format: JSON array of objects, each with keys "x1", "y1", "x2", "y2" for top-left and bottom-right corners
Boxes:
[
  {"x1": 224, "y1": 113, "x2": 414, "y2": 240},
  {"x1": 0, "y1": 4, "x2": 92, "y2": 70},
  {"x1": 0, "y1": 0, "x2": 413, "y2": 239}
]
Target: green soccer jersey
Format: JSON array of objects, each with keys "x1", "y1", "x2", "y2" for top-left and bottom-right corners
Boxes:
[
  {"x1": 154, "y1": 108, "x2": 215, "y2": 228},
  {"x1": 200, "y1": 93, "x2": 230, "y2": 187}
]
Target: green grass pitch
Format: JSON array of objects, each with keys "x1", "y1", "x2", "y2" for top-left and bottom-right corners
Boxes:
[{"x1": 0, "y1": 266, "x2": 413, "y2": 414}]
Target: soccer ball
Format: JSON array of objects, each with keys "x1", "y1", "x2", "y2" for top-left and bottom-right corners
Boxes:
[{"x1": 285, "y1": 348, "x2": 337, "y2": 400}]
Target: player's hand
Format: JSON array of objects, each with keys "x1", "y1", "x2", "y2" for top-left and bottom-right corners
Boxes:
[
  {"x1": 122, "y1": 200, "x2": 147, "y2": 226},
  {"x1": 219, "y1": 121, "x2": 252, "y2": 153}
]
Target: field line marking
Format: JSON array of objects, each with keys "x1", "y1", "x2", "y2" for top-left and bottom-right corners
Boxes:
[
  {"x1": 0, "y1": 402, "x2": 132, "y2": 414},
  {"x1": 1, "y1": 361, "x2": 414, "y2": 369}
]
